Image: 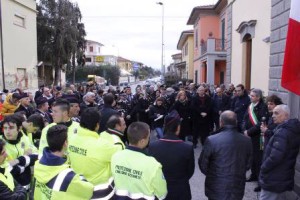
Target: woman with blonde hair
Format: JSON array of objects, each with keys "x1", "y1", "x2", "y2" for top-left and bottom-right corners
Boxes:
[{"x1": 170, "y1": 91, "x2": 192, "y2": 140}]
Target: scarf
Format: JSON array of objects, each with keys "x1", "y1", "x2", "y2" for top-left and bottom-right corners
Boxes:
[{"x1": 248, "y1": 103, "x2": 259, "y2": 126}]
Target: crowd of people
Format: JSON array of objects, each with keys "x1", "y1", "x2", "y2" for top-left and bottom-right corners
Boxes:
[{"x1": 0, "y1": 80, "x2": 299, "y2": 200}]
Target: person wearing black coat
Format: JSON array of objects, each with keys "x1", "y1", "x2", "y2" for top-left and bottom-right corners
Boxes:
[
  {"x1": 99, "y1": 93, "x2": 119, "y2": 133},
  {"x1": 14, "y1": 93, "x2": 34, "y2": 118},
  {"x1": 148, "y1": 97, "x2": 167, "y2": 139},
  {"x1": 191, "y1": 86, "x2": 212, "y2": 147},
  {"x1": 170, "y1": 90, "x2": 192, "y2": 140},
  {"x1": 148, "y1": 110, "x2": 194, "y2": 200},
  {"x1": 199, "y1": 111, "x2": 252, "y2": 200},
  {"x1": 79, "y1": 92, "x2": 97, "y2": 115},
  {"x1": 35, "y1": 97, "x2": 53, "y2": 124},
  {"x1": 259, "y1": 105, "x2": 300, "y2": 199},
  {"x1": 260, "y1": 94, "x2": 283, "y2": 149},
  {"x1": 212, "y1": 88, "x2": 230, "y2": 129},
  {"x1": 127, "y1": 93, "x2": 150, "y2": 125},
  {"x1": 230, "y1": 84, "x2": 250, "y2": 131},
  {"x1": 243, "y1": 89, "x2": 268, "y2": 187}
]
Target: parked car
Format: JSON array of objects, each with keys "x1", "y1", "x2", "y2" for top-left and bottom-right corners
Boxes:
[{"x1": 119, "y1": 82, "x2": 129, "y2": 87}]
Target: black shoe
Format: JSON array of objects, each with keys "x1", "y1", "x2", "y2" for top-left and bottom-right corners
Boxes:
[
  {"x1": 254, "y1": 186, "x2": 261, "y2": 192},
  {"x1": 246, "y1": 176, "x2": 258, "y2": 182}
]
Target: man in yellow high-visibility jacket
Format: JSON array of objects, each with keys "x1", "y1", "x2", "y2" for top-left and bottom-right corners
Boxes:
[
  {"x1": 100, "y1": 114, "x2": 127, "y2": 150},
  {"x1": 0, "y1": 139, "x2": 27, "y2": 199},
  {"x1": 111, "y1": 122, "x2": 167, "y2": 200},
  {"x1": 39, "y1": 99, "x2": 79, "y2": 158},
  {"x1": 68, "y1": 107, "x2": 118, "y2": 199}
]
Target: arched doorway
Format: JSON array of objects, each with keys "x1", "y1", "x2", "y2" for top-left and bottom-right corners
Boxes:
[{"x1": 243, "y1": 34, "x2": 252, "y2": 90}]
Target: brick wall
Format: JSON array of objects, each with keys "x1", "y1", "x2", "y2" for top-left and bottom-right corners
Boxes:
[{"x1": 269, "y1": 0, "x2": 300, "y2": 197}]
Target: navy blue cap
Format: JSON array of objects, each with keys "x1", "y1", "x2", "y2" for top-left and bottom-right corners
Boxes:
[
  {"x1": 19, "y1": 93, "x2": 29, "y2": 99},
  {"x1": 164, "y1": 110, "x2": 182, "y2": 127}
]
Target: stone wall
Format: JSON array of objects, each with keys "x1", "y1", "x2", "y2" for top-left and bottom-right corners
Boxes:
[
  {"x1": 269, "y1": 0, "x2": 300, "y2": 198},
  {"x1": 225, "y1": 3, "x2": 232, "y2": 85}
]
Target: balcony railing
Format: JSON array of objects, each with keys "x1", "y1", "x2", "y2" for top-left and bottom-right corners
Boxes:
[
  {"x1": 200, "y1": 38, "x2": 226, "y2": 55},
  {"x1": 215, "y1": 39, "x2": 226, "y2": 51},
  {"x1": 201, "y1": 41, "x2": 207, "y2": 54}
]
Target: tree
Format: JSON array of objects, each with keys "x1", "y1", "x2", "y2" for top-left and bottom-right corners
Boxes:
[
  {"x1": 66, "y1": 65, "x2": 121, "y2": 86},
  {"x1": 37, "y1": 0, "x2": 86, "y2": 85}
]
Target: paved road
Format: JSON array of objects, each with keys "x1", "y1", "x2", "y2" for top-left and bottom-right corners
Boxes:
[{"x1": 150, "y1": 132, "x2": 260, "y2": 200}]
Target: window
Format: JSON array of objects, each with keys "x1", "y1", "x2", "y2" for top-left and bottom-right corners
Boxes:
[
  {"x1": 221, "y1": 19, "x2": 225, "y2": 50},
  {"x1": 85, "y1": 57, "x2": 92, "y2": 62},
  {"x1": 185, "y1": 44, "x2": 188, "y2": 56},
  {"x1": 13, "y1": 14, "x2": 25, "y2": 27},
  {"x1": 89, "y1": 46, "x2": 93, "y2": 52}
]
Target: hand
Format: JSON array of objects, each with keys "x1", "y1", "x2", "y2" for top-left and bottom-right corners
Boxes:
[
  {"x1": 126, "y1": 115, "x2": 131, "y2": 120},
  {"x1": 9, "y1": 159, "x2": 19, "y2": 167},
  {"x1": 145, "y1": 109, "x2": 150, "y2": 113},
  {"x1": 24, "y1": 149, "x2": 33, "y2": 156},
  {"x1": 244, "y1": 131, "x2": 249, "y2": 137},
  {"x1": 260, "y1": 123, "x2": 268, "y2": 133}
]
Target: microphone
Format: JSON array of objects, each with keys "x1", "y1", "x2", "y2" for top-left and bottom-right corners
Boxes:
[
  {"x1": 261, "y1": 117, "x2": 266, "y2": 124},
  {"x1": 260, "y1": 117, "x2": 267, "y2": 151}
]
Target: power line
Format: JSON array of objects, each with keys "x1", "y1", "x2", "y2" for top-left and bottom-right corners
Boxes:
[{"x1": 84, "y1": 15, "x2": 188, "y2": 19}]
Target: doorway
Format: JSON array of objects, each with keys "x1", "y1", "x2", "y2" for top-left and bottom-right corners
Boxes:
[{"x1": 243, "y1": 34, "x2": 252, "y2": 90}]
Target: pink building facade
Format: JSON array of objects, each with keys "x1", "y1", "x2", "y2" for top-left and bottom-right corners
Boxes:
[{"x1": 187, "y1": 0, "x2": 227, "y2": 86}]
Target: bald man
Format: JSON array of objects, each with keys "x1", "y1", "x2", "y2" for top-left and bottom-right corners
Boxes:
[
  {"x1": 259, "y1": 105, "x2": 300, "y2": 200},
  {"x1": 199, "y1": 111, "x2": 252, "y2": 200}
]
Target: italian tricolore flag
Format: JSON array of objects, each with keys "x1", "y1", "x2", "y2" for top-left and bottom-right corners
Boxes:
[{"x1": 281, "y1": 0, "x2": 300, "y2": 95}]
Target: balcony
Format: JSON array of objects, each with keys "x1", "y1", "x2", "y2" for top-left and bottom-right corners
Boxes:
[{"x1": 200, "y1": 38, "x2": 226, "y2": 57}]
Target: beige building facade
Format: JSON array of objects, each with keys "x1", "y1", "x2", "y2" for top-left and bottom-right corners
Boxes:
[
  {"x1": 177, "y1": 30, "x2": 194, "y2": 80},
  {"x1": 228, "y1": 0, "x2": 271, "y2": 92},
  {"x1": 0, "y1": 0, "x2": 38, "y2": 91}
]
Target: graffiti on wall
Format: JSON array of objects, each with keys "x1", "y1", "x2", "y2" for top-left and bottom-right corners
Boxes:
[{"x1": 0, "y1": 68, "x2": 38, "y2": 90}]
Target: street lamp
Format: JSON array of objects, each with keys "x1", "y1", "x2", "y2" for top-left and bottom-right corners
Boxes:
[{"x1": 156, "y1": 2, "x2": 164, "y2": 79}]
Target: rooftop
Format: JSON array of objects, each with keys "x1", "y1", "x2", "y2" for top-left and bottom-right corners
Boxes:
[
  {"x1": 187, "y1": 0, "x2": 227, "y2": 25},
  {"x1": 177, "y1": 30, "x2": 194, "y2": 50},
  {"x1": 86, "y1": 40, "x2": 104, "y2": 46}
]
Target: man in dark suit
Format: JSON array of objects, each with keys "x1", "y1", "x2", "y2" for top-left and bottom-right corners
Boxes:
[
  {"x1": 35, "y1": 97, "x2": 53, "y2": 124},
  {"x1": 99, "y1": 93, "x2": 119, "y2": 133},
  {"x1": 191, "y1": 85, "x2": 212, "y2": 147},
  {"x1": 243, "y1": 89, "x2": 268, "y2": 192},
  {"x1": 230, "y1": 84, "x2": 250, "y2": 131},
  {"x1": 14, "y1": 93, "x2": 34, "y2": 118},
  {"x1": 148, "y1": 110, "x2": 195, "y2": 200},
  {"x1": 212, "y1": 87, "x2": 230, "y2": 130}
]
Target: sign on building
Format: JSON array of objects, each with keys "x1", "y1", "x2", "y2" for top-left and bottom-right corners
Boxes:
[
  {"x1": 133, "y1": 63, "x2": 139, "y2": 71},
  {"x1": 95, "y1": 56, "x2": 104, "y2": 62}
]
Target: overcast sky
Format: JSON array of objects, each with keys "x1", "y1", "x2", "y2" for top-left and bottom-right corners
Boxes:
[{"x1": 71, "y1": 0, "x2": 217, "y2": 69}]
